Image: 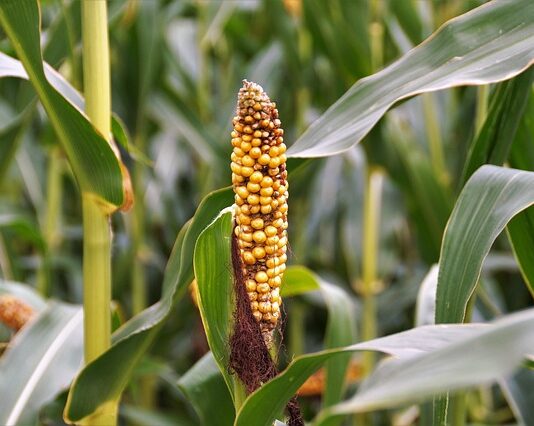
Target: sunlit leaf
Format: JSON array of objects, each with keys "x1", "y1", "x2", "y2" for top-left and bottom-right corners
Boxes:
[{"x1": 288, "y1": 0, "x2": 534, "y2": 158}]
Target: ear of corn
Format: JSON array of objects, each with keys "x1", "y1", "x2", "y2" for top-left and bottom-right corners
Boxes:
[
  {"x1": 231, "y1": 80, "x2": 288, "y2": 343},
  {"x1": 0, "y1": 295, "x2": 35, "y2": 331}
]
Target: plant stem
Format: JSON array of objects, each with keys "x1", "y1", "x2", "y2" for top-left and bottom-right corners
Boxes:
[
  {"x1": 369, "y1": 0, "x2": 384, "y2": 72},
  {"x1": 289, "y1": 301, "x2": 305, "y2": 356},
  {"x1": 82, "y1": 197, "x2": 111, "y2": 363},
  {"x1": 361, "y1": 168, "x2": 384, "y2": 374},
  {"x1": 37, "y1": 146, "x2": 63, "y2": 296},
  {"x1": 81, "y1": 1, "x2": 116, "y2": 424},
  {"x1": 475, "y1": 85, "x2": 490, "y2": 136},
  {"x1": 0, "y1": 234, "x2": 13, "y2": 280},
  {"x1": 131, "y1": 168, "x2": 146, "y2": 315},
  {"x1": 422, "y1": 93, "x2": 449, "y2": 186}
]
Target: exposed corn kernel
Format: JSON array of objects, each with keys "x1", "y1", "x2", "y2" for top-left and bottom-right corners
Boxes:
[{"x1": 232, "y1": 80, "x2": 288, "y2": 342}]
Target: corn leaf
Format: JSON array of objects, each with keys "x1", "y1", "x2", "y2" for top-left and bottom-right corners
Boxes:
[
  {"x1": 0, "y1": 104, "x2": 33, "y2": 185},
  {"x1": 234, "y1": 308, "x2": 534, "y2": 426},
  {"x1": 434, "y1": 165, "x2": 534, "y2": 422},
  {"x1": 282, "y1": 267, "x2": 357, "y2": 410},
  {"x1": 288, "y1": 0, "x2": 534, "y2": 158},
  {"x1": 64, "y1": 188, "x2": 233, "y2": 422},
  {"x1": 500, "y1": 369, "x2": 534, "y2": 426},
  {"x1": 314, "y1": 309, "x2": 534, "y2": 426},
  {"x1": 461, "y1": 68, "x2": 534, "y2": 184},
  {"x1": 436, "y1": 165, "x2": 534, "y2": 324},
  {"x1": 177, "y1": 352, "x2": 234, "y2": 426},
  {"x1": 0, "y1": 302, "x2": 83, "y2": 426},
  {"x1": 0, "y1": 0, "x2": 125, "y2": 209},
  {"x1": 192, "y1": 208, "x2": 237, "y2": 399},
  {"x1": 507, "y1": 93, "x2": 534, "y2": 296}
]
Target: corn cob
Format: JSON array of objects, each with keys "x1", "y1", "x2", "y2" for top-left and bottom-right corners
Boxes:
[
  {"x1": 0, "y1": 295, "x2": 35, "y2": 331},
  {"x1": 231, "y1": 80, "x2": 288, "y2": 343}
]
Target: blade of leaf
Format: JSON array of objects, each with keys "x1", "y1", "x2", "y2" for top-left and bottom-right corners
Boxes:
[
  {"x1": 234, "y1": 323, "x2": 488, "y2": 426},
  {"x1": 461, "y1": 67, "x2": 534, "y2": 184},
  {"x1": 288, "y1": 0, "x2": 534, "y2": 158},
  {"x1": 315, "y1": 309, "x2": 534, "y2": 426},
  {"x1": 0, "y1": 280, "x2": 47, "y2": 312},
  {"x1": 0, "y1": 0, "x2": 125, "y2": 209},
  {"x1": 436, "y1": 165, "x2": 534, "y2": 324},
  {"x1": 192, "y1": 208, "x2": 237, "y2": 400},
  {"x1": 499, "y1": 369, "x2": 534, "y2": 426},
  {"x1": 0, "y1": 302, "x2": 83, "y2": 426},
  {"x1": 177, "y1": 352, "x2": 235, "y2": 426},
  {"x1": 507, "y1": 92, "x2": 534, "y2": 296},
  {"x1": 282, "y1": 267, "x2": 357, "y2": 409}
]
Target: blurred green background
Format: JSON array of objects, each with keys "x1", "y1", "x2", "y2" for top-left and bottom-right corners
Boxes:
[{"x1": 1, "y1": 0, "x2": 533, "y2": 424}]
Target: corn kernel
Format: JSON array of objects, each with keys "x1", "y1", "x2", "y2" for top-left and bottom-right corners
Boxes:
[{"x1": 255, "y1": 271, "x2": 269, "y2": 283}]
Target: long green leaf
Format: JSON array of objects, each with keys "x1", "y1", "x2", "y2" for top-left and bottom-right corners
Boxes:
[
  {"x1": 507, "y1": 93, "x2": 534, "y2": 296},
  {"x1": 282, "y1": 267, "x2": 357, "y2": 409},
  {"x1": 288, "y1": 0, "x2": 534, "y2": 158},
  {"x1": 0, "y1": 302, "x2": 83, "y2": 426},
  {"x1": 461, "y1": 68, "x2": 534, "y2": 184},
  {"x1": 193, "y1": 208, "x2": 238, "y2": 400},
  {"x1": 0, "y1": 0, "x2": 125, "y2": 209},
  {"x1": 315, "y1": 309, "x2": 534, "y2": 426},
  {"x1": 177, "y1": 352, "x2": 235, "y2": 426},
  {"x1": 64, "y1": 188, "x2": 233, "y2": 422},
  {"x1": 436, "y1": 165, "x2": 534, "y2": 324},
  {"x1": 0, "y1": 104, "x2": 33, "y2": 185},
  {"x1": 500, "y1": 369, "x2": 534, "y2": 426},
  {"x1": 234, "y1": 308, "x2": 534, "y2": 426}
]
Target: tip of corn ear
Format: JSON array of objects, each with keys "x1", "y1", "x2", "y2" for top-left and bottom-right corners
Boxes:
[{"x1": 0, "y1": 295, "x2": 35, "y2": 331}]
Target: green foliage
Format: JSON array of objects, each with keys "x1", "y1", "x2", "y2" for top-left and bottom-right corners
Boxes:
[
  {"x1": 0, "y1": 283, "x2": 83, "y2": 426},
  {"x1": 0, "y1": 0, "x2": 126, "y2": 209},
  {"x1": 1, "y1": 0, "x2": 534, "y2": 425}
]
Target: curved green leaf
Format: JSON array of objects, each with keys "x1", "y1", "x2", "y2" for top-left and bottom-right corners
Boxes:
[
  {"x1": 316, "y1": 309, "x2": 534, "y2": 426},
  {"x1": 193, "y1": 208, "x2": 238, "y2": 401},
  {"x1": 177, "y1": 352, "x2": 234, "y2": 426},
  {"x1": 0, "y1": 302, "x2": 83, "y2": 426},
  {"x1": 436, "y1": 165, "x2": 534, "y2": 324},
  {"x1": 0, "y1": 0, "x2": 125, "y2": 209},
  {"x1": 288, "y1": 0, "x2": 534, "y2": 158},
  {"x1": 64, "y1": 188, "x2": 233, "y2": 422},
  {"x1": 461, "y1": 68, "x2": 534, "y2": 184},
  {"x1": 235, "y1": 322, "x2": 487, "y2": 426},
  {"x1": 282, "y1": 266, "x2": 357, "y2": 409},
  {"x1": 236, "y1": 309, "x2": 534, "y2": 426},
  {"x1": 500, "y1": 369, "x2": 534, "y2": 426},
  {"x1": 508, "y1": 93, "x2": 534, "y2": 296}
]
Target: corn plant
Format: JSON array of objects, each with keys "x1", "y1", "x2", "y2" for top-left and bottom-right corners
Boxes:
[{"x1": 1, "y1": 0, "x2": 534, "y2": 425}]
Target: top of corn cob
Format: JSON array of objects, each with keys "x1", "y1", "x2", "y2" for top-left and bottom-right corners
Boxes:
[
  {"x1": 231, "y1": 80, "x2": 288, "y2": 345},
  {"x1": 0, "y1": 294, "x2": 35, "y2": 331}
]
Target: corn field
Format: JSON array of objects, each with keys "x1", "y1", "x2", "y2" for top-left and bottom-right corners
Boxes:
[{"x1": 1, "y1": 0, "x2": 534, "y2": 425}]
